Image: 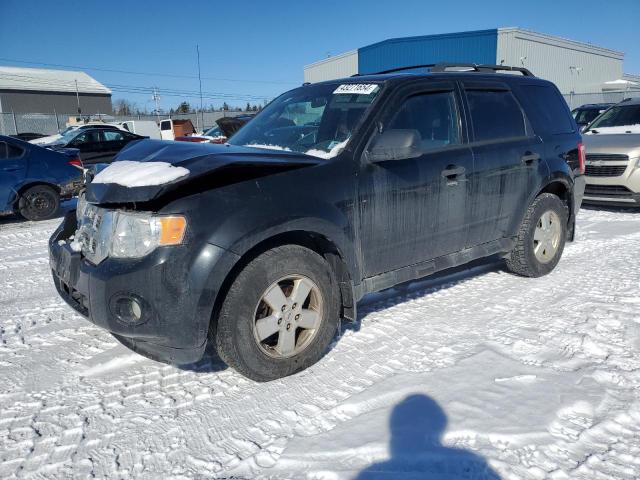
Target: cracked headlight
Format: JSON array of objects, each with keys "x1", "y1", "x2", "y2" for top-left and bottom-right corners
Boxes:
[
  {"x1": 76, "y1": 192, "x2": 88, "y2": 220},
  {"x1": 110, "y1": 212, "x2": 187, "y2": 258}
]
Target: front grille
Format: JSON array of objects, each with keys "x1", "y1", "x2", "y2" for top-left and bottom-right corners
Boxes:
[
  {"x1": 586, "y1": 154, "x2": 629, "y2": 163},
  {"x1": 584, "y1": 184, "x2": 633, "y2": 198},
  {"x1": 585, "y1": 165, "x2": 627, "y2": 177}
]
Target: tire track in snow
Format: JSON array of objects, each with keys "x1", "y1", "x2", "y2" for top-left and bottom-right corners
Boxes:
[{"x1": 1, "y1": 210, "x2": 640, "y2": 478}]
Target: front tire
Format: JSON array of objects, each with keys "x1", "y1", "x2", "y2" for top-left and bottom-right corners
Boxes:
[
  {"x1": 18, "y1": 185, "x2": 60, "y2": 221},
  {"x1": 215, "y1": 245, "x2": 340, "y2": 381},
  {"x1": 506, "y1": 193, "x2": 568, "y2": 277}
]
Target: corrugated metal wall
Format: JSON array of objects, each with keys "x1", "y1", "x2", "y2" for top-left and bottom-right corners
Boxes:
[
  {"x1": 496, "y1": 28, "x2": 623, "y2": 94},
  {"x1": 303, "y1": 28, "x2": 625, "y2": 93},
  {"x1": 358, "y1": 30, "x2": 498, "y2": 75},
  {"x1": 304, "y1": 50, "x2": 358, "y2": 83}
]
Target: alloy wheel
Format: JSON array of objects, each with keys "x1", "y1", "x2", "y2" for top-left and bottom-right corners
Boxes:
[
  {"x1": 252, "y1": 275, "x2": 324, "y2": 358},
  {"x1": 533, "y1": 210, "x2": 562, "y2": 264}
]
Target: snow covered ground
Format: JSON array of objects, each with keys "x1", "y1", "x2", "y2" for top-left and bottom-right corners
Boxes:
[{"x1": 1, "y1": 206, "x2": 640, "y2": 479}]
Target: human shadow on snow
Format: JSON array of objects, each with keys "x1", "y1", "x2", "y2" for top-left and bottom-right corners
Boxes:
[{"x1": 355, "y1": 394, "x2": 501, "y2": 480}]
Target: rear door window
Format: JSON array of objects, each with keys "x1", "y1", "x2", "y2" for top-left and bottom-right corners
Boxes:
[
  {"x1": 0, "y1": 142, "x2": 24, "y2": 159},
  {"x1": 388, "y1": 91, "x2": 461, "y2": 151},
  {"x1": 102, "y1": 131, "x2": 125, "y2": 141},
  {"x1": 517, "y1": 84, "x2": 575, "y2": 134},
  {"x1": 465, "y1": 89, "x2": 527, "y2": 141}
]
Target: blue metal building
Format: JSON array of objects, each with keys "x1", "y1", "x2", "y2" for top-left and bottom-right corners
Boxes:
[
  {"x1": 303, "y1": 28, "x2": 628, "y2": 101},
  {"x1": 358, "y1": 29, "x2": 498, "y2": 75}
]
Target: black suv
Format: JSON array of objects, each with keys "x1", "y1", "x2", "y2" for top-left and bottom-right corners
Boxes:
[{"x1": 49, "y1": 64, "x2": 585, "y2": 381}]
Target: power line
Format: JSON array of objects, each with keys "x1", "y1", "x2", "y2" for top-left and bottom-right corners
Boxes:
[
  {"x1": 0, "y1": 57, "x2": 297, "y2": 85},
  {"x1": 0, "y1": 72, "x2": 272, "y2": 102}
]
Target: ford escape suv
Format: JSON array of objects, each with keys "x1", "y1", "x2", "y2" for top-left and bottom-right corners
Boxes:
[{"x1": 49, "y1": 64, "x2": 586, "y2": 381}]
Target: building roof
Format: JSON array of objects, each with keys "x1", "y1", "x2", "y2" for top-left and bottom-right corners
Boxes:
[
  {"x1": 0, "y1": 66, "x2": 111, "y2": 95},
  {"x1": 497, "y1": 28, "x2": 624, "y2": 60}
]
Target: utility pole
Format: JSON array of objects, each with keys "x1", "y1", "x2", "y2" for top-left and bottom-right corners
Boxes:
[
  {"x1": 196, "y1": 44, "x2": 204, "y2": 130},
  {"x1": 75, "y1": 79, "x2": 81, "y2": 116},
  {"x1": 152, "y1": 87, "x2": 161, "y2": 122}
]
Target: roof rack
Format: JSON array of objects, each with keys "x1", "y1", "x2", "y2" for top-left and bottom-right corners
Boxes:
[{"x1": 356, "y1": 63, "x2": 535, "y2": 77}]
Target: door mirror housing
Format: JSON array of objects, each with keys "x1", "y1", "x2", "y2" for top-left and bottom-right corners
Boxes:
[{"x1": 368, "y1": 129, "x2": 422, "y2": 162}]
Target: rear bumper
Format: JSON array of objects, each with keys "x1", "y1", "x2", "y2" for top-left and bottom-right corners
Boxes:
[{"x1": 49, "y1": 211, "x2": 239, "y2": 364}]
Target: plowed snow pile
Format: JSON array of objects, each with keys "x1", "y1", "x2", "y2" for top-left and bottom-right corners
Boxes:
[{"x1": 1, "y1": 207, "x2": 640, "y2": 479}]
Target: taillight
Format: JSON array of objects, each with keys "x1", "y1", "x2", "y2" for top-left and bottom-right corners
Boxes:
[
  {"x1": 577, "y1": 142, "x2": 586, "y2": 175},
  {"x1": 68, "y1": 156, "x2": 83, "y2": 169}
]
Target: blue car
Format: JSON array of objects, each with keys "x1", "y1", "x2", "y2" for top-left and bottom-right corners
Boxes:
[{"x1": 0, "y1": 135, "x2": 83, "y2": 221}]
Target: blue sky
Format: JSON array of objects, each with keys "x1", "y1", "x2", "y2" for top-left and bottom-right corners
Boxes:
[{"x1": 1, "y1": 0, "x2": 638, "y2": 111}]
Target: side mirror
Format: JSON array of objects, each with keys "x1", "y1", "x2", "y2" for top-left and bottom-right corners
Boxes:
[{"x1": 368, "y1": 129, "x2": 422, "y2": 162}]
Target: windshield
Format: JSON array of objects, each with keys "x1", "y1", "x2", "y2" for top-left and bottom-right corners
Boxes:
[
  {"x1": 58, "y1": 129, "x2": 82, "y2": 143},
  {"x1": 588, "y1": 104, "x2": 640, "y2": 130},
  {"x1": 59, "y1": 126, "x2": 76, "y2": 136},
  {"x1": 228, "y1": 82, "x2": 381, "y2": 159},
  {"x1": 203, "y1": 125, "x2": 224, "y2": 137},
  {"x1": 573, "y1": 108, "x2": 606, "y2": 125}
]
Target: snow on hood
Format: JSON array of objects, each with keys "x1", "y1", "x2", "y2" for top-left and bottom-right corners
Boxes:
[
  {"x1": 84, "y1": 139, "x2": 322, "y2": 204},
  {"x1": 585, "y1": 125, "x2": 640, "y2": 135},
  {"x1": 91, "y1": 160, "x2": 189, "y2": 187}
]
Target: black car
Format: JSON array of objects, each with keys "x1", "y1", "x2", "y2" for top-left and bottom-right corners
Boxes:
[
  {"x1": 48, "y1": 127, "x2": 146, "y2": 164},
  {"x1": 571, "y1": 103, "x2": 614, "y2": 130},
  {"x1": 49, "y1": 63, "x2": 585, "y2": 381}
]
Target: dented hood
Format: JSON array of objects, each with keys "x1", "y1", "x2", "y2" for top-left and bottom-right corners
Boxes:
[{"x1": 86, "y1": 139, "x2": 321, "y2": 204}]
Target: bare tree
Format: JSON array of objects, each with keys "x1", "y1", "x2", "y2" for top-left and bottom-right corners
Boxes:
[{"x1": 113, "y1": 98, "x2": 136, "y2": 116}]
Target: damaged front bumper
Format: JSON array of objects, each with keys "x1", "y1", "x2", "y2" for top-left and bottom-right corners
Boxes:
[{"x1": 49, "y1": 211, "x2": 239, "y2": 364}]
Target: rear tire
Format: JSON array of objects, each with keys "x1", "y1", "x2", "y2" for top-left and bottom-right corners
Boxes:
[
  {"x1": 506, "y1": 193, "x2": 568, "y2": 277},
  {"x1": 214, "y1": 245, "x2": 340, "y2": 381},
  {"x1": 18, "y1": 185, "x2": 60, "y2": 221}
]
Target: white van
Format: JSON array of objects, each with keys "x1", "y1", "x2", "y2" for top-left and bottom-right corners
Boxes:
[{"x1": 119, "y1": 120, "x2": 161, "y2": 139}]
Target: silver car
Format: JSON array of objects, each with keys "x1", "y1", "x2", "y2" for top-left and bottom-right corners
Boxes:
[{"x1": 583, "y1": 134, "x2": 640, "y2": 206}]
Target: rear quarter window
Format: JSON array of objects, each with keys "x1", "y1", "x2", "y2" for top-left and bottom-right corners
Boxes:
[
  {"x1": 515, "y1": 84, "x2": 575, "y2": 135},
  {"x1": 465, "y1": 90, "x2": 527, "y2": 141},
  {"x1": 0, "y1": 142, "x2": 24, "y2": 159}
]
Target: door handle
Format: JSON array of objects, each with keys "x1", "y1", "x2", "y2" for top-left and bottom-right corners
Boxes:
[
  {"x1": 0, "y1": 167, "x2": 21, "y2": 172},
  {"x1": 521, "y1": 152, "x2": 540, "y2": 165},
  {"x1": 441, "y1": 165, "x2": 466, "y2": 179}
]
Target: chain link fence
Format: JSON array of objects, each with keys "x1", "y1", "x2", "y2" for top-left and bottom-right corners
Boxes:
[
  {"x1": 562, "y1": 90, "x2": 640, "y2": 109},
  {"x1": 0, "y1": 110, "x2": 254, "y2": 136}
]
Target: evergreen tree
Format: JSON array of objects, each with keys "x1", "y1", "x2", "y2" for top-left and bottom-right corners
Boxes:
[{"x1": 176, "y1": 101, "x2": 191, "y2": 114}]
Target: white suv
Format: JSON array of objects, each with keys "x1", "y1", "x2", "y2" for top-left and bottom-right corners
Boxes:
[{"x1": 583, "y1": 98, "x2": 640, "y2": 135}]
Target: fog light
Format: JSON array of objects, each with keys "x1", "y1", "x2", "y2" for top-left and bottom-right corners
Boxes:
[
  {"x1": 111, "y1": 295, "x2": 146, "y2": 325},
  {"x1": 130, "y1": 299, "x2": 142, "y2": 320}
]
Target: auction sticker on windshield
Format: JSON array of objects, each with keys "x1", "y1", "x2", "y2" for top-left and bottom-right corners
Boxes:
[{"x1": 333, "y1": 84, "x2": 379, "y2": 95}]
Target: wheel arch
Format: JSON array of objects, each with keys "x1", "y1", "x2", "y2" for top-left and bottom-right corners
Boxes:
[
  {"x1": 208, "y1": 229, "x2": 357, "y2": 340},
  {"x1": 525, "y1": 176, "x2": 575, "y2": 241}
]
